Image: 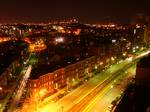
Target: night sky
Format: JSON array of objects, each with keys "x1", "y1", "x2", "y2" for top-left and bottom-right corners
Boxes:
[{"x1": 0, "y1": 0, "x2": 150, "y2": 23}]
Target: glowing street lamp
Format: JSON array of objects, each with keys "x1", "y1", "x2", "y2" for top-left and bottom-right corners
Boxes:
[
  {"x1": 39, "y1": 89, "x2": 47, "y2": 97},
  {"x1": 136, "y1": 46, "x2": 139, "y2": 49},
  {"x1": 0, "y1": 87, "x2": 2, "y2": 91},
  {"x1": 100, "y1": 62, "x2": 103, "y2": 66},
  {"x1": 133, "y1": 49, "x2": 135, "y2": 53},
  {"x1": 111, "y1": 57, "x2": 115, "y2": 61},
  {"x1": 95, "y1": 65, "x2": 98, "y2": 69},
  {"x1": 141, "y1": 47, "x2": 144, "y2": 50},
  {"x1": 55, "y1": 37, "x2": 64, "y2": 43},
  {"x1": 132, "y1": 47, "x2": 136, "y2": 52},
  {"x1": 123, "y1": 52, "x2": 127, "y2": 56}
]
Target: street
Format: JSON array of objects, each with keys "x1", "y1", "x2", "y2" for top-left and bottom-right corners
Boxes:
[{"x1": 16, "y1": 50, "x2": 150, "y2": 112}]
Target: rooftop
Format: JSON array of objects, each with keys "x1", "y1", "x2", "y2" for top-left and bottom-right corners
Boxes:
[{"x1": 30, "y1": 56, "x2": 91, "y2": 79}]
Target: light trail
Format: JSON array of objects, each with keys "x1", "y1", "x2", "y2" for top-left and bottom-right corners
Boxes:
[
  {"x1": 82, "y1": 66, "x2": 136, "y2": 112},
  {"x1": 135, "y1": 50, "x2": 150, "y2": 59},
  {"x1": 14, "y1": 65, "x2": 32, "y2": 103}
]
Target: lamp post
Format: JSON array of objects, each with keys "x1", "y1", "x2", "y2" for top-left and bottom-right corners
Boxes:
[
  {"x1": 0, "y1": 87, "x2": 3, "y2": 96},
  {"x1": 0, "y1": 87, "x2": 2, "y2": 91}
]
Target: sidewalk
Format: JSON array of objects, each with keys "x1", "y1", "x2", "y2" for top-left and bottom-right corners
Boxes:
[
  {"x1": 41, "y1": 87, "x2": 68, "y2": 106},
  {"x1": 41, "y1": 77, "x2": 88, "y2": 106}
]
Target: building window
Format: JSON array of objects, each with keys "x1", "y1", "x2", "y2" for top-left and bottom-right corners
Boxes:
[{"x1": 34, "y1": 84, "x2": 36, "y2": 87}]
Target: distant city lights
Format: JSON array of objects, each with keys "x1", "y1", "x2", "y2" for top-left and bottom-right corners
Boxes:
[{"x1": 55, "y1": 37, "x2": 64, "y2": 44}]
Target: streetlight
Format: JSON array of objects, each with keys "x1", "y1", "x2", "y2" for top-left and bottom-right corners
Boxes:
[
  {"x1": 0, "y1": 87, "x2": 2, "y2": 91},
  {"x1": 95, "y1": 65, "x2": 98, "y2": 69},
  {"x1": 136, "y1": 46, "x2": 139, "y2": 49},
  {"x1": 111, "y1": 57, "x2": 115, "y2": 61},
  {"x1": 100, "y1": 62, "x2": 103, "y2": 66},
  {"x1": 123, "y1": 52, "x2": 127, "y2": 56}
]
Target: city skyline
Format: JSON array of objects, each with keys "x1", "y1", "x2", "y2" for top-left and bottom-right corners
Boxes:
[
  {"x1": 0, "y1": 1, "x2": 150, "y2": 112},
  {"x1": 0, "y1": 18, "x2": 150, "y2": 112},
  {"x1": 0, "y1": 0, "x2": 150, "y2": 23}
]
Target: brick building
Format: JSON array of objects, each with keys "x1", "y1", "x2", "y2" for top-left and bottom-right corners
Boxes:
[{"x1": 28, "y1": 55, "x2": 107, "y2": 98}]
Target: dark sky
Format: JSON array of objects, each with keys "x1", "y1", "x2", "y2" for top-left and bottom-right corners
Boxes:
[{"x1": 0, "y1": 0, "x2": 150, "y2": 23}]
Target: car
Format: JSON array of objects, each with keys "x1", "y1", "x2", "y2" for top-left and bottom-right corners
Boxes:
[
  {"x1": 111, "y1": 100, "x2": 117, "y2": 106},
  {"x1": 116, "y1": 95, "x2": 121, "y2": 101},
  {"x1": 105, "y1": 110, "x2": 111, "y2": 112},
  {"x1": 57, "y1": 93, "x2": 64, "y2": 99},
  {"x1": 108, "y1": 104, "x2": 114, "y2": 111},
  {"x1": 61, "y1": 91, "x2": 68, "y2": 96},
  {"x1": 51, "y1": 97, "x2": 58, "y2": 102}
]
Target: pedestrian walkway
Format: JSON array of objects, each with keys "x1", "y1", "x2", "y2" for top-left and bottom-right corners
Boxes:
[{"x1": 41, "y1": 87, "x2": 68, "y2": 105}]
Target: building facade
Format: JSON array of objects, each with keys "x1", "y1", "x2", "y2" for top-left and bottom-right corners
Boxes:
[{"x1": 28, "y1": 55, "x2": 110, "y2": 98}]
